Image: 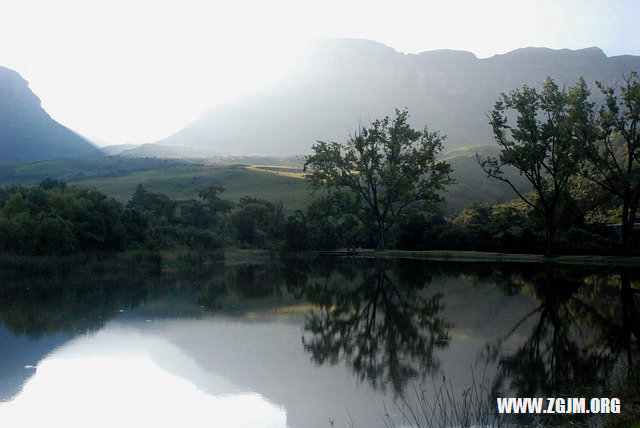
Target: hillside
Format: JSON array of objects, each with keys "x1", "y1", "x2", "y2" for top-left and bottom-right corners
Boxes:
[
  {"x1": 0, "y1": 65, "x2": 102, "y2": 162},
  {"x1": 72, "y1": 164, "x2": 313, "y2": 214},
  {"x1": 0, "y1": 145, "x2": 527, "y2": 214},
  {"x1": 63, "y1": 147, "x2": 526, "y2": 215},
  {"x1": 155, "y1": 39, "x2": 640, "y2": 157},
  {"x1": 0, "y1": 157, "x2": 193, "y2": 185}
]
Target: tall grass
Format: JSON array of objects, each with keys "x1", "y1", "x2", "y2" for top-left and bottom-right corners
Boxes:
[{"x1": 381, "y1": 368, "x2": 504, "y2": 428}]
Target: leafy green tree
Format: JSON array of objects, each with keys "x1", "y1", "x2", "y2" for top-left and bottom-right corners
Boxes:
[
  {"x1": 441, "y1": 202, "x2": 540, "y2": 253},
  {"x1": 198, "y1": 184, "x2": 233, "y2": 214},
  {"x1": 579, "y1": 71, "x2": 640, "y2": 255},
  {"x1": 230, "y1": 203, "x2": 270, "y2": 244},
  {"x1": 229, "y1": 197, "x2": 285, "y2": 246},
  {"x1": 39, "y1": 178, "x2": 67, "y2": 191},
  {"x1": 127, "y1": 184, "x2": 175, "y2": 223},
  {"x1": 283, "y1": 210, "x2": 309, "y2": 250},
  {"x1": 304, "y1": 109, "x2": 452, "y2": 250},
  {"x1": 478, "y1": 78, "x2": 592, "y2": 256},
  {"x1": 0, "y1": 184, "x2": 129, "y2": 253}
]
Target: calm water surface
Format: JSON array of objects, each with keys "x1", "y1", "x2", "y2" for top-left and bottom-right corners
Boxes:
[{"x1": 0, "y1": 255, "x2": 637, "y2": 427}]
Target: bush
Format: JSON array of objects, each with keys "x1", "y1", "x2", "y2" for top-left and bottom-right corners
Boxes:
[{"x1": 556, "y1": 227, "x2": 616, "y2": 255}]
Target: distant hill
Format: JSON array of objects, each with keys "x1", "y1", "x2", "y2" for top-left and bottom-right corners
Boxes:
[
  {"x1": 118, "y1": 143, "x2": 222, "y2": 158},
  {"x1": 101, "y1": 144, "x2": 140, "y2": 156},
  {"x1": 0, "y1": 65, "x2": 102, "y2": 162},
  {"x1": 157, "y1": 39, "x2": 640, "y2": 156}
]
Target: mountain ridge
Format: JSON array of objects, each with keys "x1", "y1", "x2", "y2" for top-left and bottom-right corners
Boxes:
[
  {"x1": 0, "y1": 65, "x2": 103, "y2": 162},
  {"x1": 154, "y1": 39, "x2": 640, "y2": 157}
]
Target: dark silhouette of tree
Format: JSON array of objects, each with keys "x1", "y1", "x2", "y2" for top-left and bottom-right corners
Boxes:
[
  {"x1": 478, "y1": 78, "x2": 593, "y2": 256},
  {"x1": 579, "y1": 71, "x2": 640, "y2": 255},
  {"x1": 299, "y1": 260, "x2": 451, "y2": 395},
  {"x1": 305, "y1": 109, "x2": 452, "y2": 250},
  {"x1": 198, "y1": 184, "x2": 233, "y2": 213}
]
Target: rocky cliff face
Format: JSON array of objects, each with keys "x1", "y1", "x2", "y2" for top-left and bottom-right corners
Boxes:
[
  {"x1": 0, "y1": 66, "x2": 102, "y2": 162},
  {"x1": 157, "y1": 39, "x2": 640, "y2": 156}
]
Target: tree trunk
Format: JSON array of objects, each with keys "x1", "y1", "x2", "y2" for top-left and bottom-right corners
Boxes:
[
  {"x1": 545, "y1": 219, "x2": 555, "y2": 257},
  {"x1": 628, "y1": 199, "x2": 638, "y2": 255},
  {"x1": 621, "y1": 195, "x2": 632, "y2": 256},
  {"x1": 377, "y1": 218, "x2": 386, "y2": 250}
]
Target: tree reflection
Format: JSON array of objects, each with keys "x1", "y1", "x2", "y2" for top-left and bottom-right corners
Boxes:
[
  {"x1": 298, "y1": 259, "x2": 451, "y2": 395},
  {"x1": 0, "y1": 254, "x2": 225, "y2": 337},
  {"x1": 612, "y1": 269, "x2": 640, "y2": 372},
  {"x1": 485, "y1": 265, "x2": 640, "y2": 401}
]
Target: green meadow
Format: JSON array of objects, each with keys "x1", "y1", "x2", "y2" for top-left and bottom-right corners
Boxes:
[
  {"x1": 72, "y1": 164, "x2": 313, "y2": 213},
  {"x1": 0, "y1": 149, "x2": 526, "y2": 215}
]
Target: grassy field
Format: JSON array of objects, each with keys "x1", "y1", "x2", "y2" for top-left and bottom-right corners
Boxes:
[
  {"x1": 1, "y1": 149, "x2": 527, "y2": 215},
  {"x1": 245, "y1": 164, "x2": 306, "y2": 179},
  {"x1": 0, "y1": 157, "x2": 190, "y2": 185},
  {"x1": 72, "y1": 164, "x2": 313, "y2": 212},
  {"x1": 69, "y1": 161, "x2": 523, "y2": 215}
]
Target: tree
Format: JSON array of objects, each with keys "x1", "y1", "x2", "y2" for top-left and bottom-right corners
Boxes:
[
  {"x1": 198, "y1": 184, "x2": 233, "y2": 213},
  {"x1": 229, "y1": 197, "x2": 284, "y2": 245},
  {"x1": 478, "y1": 77, "x2": 592, "y2": 256},
  {"x1": 580, "y1": 71, "x2": 640, "y2": 255},
  {"x1": 304, "y1": 109, "x2": 452, "y2": 250},
  {"x1": 127, "y1": 184, "x2": 175, "y2": 222}
]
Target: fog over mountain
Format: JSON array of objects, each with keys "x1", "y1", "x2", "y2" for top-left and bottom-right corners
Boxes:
[
  {"x1": 0, "y1": 66, "x2": 103, "y2": 162},
  {"x1": 152, "y1": 38, "x2": 640, "y2": 157}
]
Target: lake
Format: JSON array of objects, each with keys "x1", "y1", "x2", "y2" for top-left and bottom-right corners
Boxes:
[{"x1": 0, "y1": 253, "x2": 637, "y2": 427}]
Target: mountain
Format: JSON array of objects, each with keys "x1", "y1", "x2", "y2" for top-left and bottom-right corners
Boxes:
[
  {"x1": 0, "y1": 66, "x2": 102, "y2": 162},
  {"x1": 157, "y1": 39, "x2": 640, "y2": 156}
]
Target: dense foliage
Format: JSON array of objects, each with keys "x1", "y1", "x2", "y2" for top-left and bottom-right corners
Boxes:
[
  {"x1": 479, "y1": 77, "x2": 593, "y2": 256},
  {"x1": 305, "y1": 109, "x2": 452, "y2": 250},
  {"x1": 0, "y1": 173, "x2": 632, "y2": 256},
  {"x1": 0, "y1": 179, "x2": 131, "y2": 254}
]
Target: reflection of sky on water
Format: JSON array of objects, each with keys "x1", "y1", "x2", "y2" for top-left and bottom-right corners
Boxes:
[
  {"x1": 0, "y1": 326, "x2": 287, "y2": 428},
  {"x1": 0, "y1": 325, "x2": 68, "y2": 401},
  {"x1": 0, "y1": 265, "x2": 554, "y2": 428}
]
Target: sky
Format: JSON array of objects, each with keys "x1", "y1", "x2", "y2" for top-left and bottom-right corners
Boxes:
[{"x1": 1, "y1": 0, "x2": 639, "y2": 146}]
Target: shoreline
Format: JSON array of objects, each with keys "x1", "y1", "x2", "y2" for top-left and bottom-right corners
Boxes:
[{"x1": 322, "y1": 249, "x2": 640, "y2": 266}]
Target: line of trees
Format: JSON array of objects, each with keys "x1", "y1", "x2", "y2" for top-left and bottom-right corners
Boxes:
[
  {"x1": 0, "y1": 175, "x2": 629, "y2": 256},
  {"x1": 303, "y1": 73, "x2": 640, "y2": 257},
  {"x1": 0, "y1": 180, "x2": 284, "y2": 254}
]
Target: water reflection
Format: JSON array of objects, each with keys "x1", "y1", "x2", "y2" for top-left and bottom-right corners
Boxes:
[
  {"x1": 477, "y1": 265, "x2": 640, "y2": 425},
  {"x1": 0, "y1": 326, "x2": 287, "y2": 428},
  {"x1": 484, "y1": 265, "x2": 638, "y2": 392},
  {"x1": 296, "y1": 260, "x2": 450, "y2": 394},
  {"x1": 0, "y1": 255, "x2": 637, "y2": 426}
]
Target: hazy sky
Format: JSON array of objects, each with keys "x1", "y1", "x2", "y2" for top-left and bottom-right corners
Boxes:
[{"x1": 1, "y1": 0, "x2": 639, "y2": 146}]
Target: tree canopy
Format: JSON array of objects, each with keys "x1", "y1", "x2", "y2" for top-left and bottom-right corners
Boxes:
[
  {"x1": 304, "y1": 109, "x2": 452, "y2": 250},
  {"x1": 579, "y1": 71, "x2": 640, "y2": 255},
  {"x1": 478, "y1": 77, "x2": 593, "y2": 256}
]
